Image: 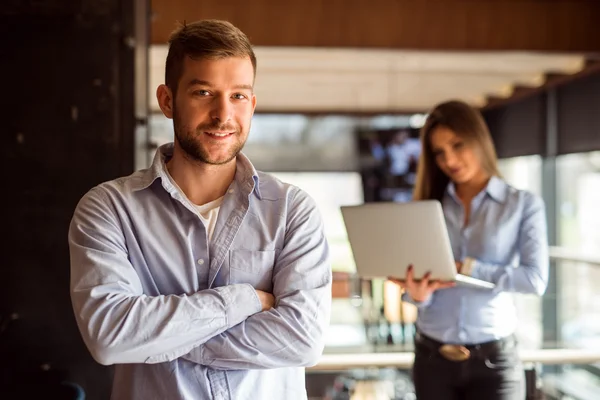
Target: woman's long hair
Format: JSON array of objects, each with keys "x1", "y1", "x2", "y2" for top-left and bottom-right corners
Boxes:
[{"x1": 413, "y1": 100, "x2": 501, "y2": 201}]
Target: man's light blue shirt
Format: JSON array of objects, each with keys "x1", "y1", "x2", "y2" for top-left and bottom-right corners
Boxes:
[
  {"x1": 406, "y1": 176, "x2": 549, "y2": 345},
  {"x1": 69, "y1": 144, "x2": 332, "y2": 400}
]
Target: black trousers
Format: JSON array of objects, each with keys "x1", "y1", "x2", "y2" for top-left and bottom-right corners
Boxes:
[{"x1": 412, "y1": 333, "x2": 524, "y2": 400}]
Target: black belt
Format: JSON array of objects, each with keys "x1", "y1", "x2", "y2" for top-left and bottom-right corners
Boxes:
[{"x1": 415, "y1": 331, "x2": 516, "y2": 362}]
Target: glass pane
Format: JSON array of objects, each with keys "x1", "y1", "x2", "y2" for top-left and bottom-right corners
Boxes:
[
  {"x1": 557, "y1": 152, "x2": 600, "y2": 351},
  {"x1": 557, "y1": 152, "x2": 600, "y2": 250}
]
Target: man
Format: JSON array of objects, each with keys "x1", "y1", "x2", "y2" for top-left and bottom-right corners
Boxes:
[
  {"x1": 370, "y1": 129, "x2": 421, "y2": 202},
  {"x1": 371, "y1": 129, "x2": 421, "y2": 180},
  {"x1": 69, "y1": 19, "x2": 332, "y2": 400}
]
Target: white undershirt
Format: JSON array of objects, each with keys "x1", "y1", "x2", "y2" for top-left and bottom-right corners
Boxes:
[
  {"x1": 164, "y1": 167, "x2": 224, "y2": 242},
  {"x1": 195, "y1": 196, "x2": 224, "y2": 241}
]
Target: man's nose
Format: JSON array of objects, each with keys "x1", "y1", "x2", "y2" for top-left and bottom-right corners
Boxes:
[{"x1": 210, "y1": 96, "x2": 232, "y2": 123}]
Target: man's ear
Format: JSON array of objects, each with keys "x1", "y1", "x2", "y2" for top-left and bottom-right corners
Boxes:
[{"x1": 156, "y1": 84, "x2": 174, "y2": 119}]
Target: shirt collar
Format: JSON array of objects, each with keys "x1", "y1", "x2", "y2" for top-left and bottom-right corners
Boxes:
[
  {"x1": 446, "y1": 175, "x2": 507, "y2": 204},
  {"x1": 132, "y1": 143, "x2": 262, "y2": 199},
  {"x1": 485, "y1": 175, "x2": 508, "y2": 203}
]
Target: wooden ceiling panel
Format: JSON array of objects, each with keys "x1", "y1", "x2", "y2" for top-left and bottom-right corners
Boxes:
[{"x1": 151, "y1": 0, "x2": 600, "y2": 51}]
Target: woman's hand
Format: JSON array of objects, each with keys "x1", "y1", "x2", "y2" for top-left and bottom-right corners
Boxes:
[
  {"x1": 455, "y1": 261, "x2": 463, "y2": 273},
  {"x1": 389, "y1": 265, "x2": 455, "y2": 303}
]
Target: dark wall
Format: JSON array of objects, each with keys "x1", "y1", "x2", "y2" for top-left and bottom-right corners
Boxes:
[
  {"x1": 1, "y1": 1, "x2": 137, "y2": 398},
  {"x1": 483, "y1": 69, "x2": 600, "y2": 159},
  {"x1": 484, "y1": 95, "x2": 547, "y2": 159},
  {"x1": 557, "y1": 72, "x2": 600, "y2": 155}
]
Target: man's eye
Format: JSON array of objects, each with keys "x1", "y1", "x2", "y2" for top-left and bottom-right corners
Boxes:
[
  {"x1": 232, "y1": 93, "x2": 247, "y2": 100},
  {"x1": 194, "y1": 90, "x2": 210, "y2": 96}
]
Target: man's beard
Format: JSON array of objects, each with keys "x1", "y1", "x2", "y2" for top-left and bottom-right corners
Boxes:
[{"x1": 172, "y1": 107, "x2": 245, "y2": 166}]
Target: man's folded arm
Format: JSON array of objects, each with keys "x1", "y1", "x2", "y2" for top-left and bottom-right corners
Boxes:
[
  {"x1": 183, "y1": 188, "x2": 332, "y2": 369},
  {"x1": 69, "y1": 187, "x2": 262, "y2": 366}
]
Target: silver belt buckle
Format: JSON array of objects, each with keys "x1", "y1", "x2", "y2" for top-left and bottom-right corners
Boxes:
[{"x1": 439, "y1": 344, "x2": 470, "y2": 361}]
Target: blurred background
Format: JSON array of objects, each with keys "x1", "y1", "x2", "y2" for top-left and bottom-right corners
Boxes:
[{"x1": 2, "y1": 1, "x2": 600, "y2": 399}]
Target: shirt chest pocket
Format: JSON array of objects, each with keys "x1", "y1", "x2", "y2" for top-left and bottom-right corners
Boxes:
[{"x1": 229, "y1": 249, "x2": 276, "y2": 292}]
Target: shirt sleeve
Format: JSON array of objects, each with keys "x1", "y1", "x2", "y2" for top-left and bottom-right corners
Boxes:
[
  {"x1": 182, "y1": 187, "x2": 332, "y2": 369},
  {"x1": 401, "y1": 291, "x2": 434, "y2": 308},
  {"x1": 470, "y1": 193, "x2": 549, "y2": 295},
  {"x1": 371, "y1": 142, "x2": 386, "y2": 161},
  {"x1": 69, "y1": 187, "x2": 262, "y2": 366}
]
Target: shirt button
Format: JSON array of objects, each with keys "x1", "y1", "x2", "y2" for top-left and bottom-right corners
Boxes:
[
  {"x1": 228, "y1": 189, "x2": 234, "y2": 194},
  {"x1": 197, "y1": 258, "x2": 205, "y2": 265}
]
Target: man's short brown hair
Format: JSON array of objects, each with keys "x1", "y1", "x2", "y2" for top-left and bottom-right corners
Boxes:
[{"x1": 165, "y1": 19, "x2": 257, "y2": 96}]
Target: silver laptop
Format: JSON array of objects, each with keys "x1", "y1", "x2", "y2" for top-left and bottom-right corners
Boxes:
[{"x1": 341, "y1": 200, "x2": 495, "y2": 289}]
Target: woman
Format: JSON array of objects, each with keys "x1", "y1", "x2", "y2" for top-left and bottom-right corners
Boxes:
[{"x1": 391, "y1": 100, "x2": 549, "y2": 399}]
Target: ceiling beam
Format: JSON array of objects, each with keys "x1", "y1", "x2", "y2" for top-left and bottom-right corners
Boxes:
[
  {"x1": 151, "y1": 0, "x2": 600, "y2": 52},
  {"x1": 483, "y1": 60, "x2": 600, "y2": 110}
]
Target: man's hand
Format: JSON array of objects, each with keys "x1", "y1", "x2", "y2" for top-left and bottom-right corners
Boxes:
[
  {"x1": 388, "y1": 265, "x2": 455, "y2": 303},
  {"x1": 255, "y1": 290, "x2": 275, "y2": 312}
]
